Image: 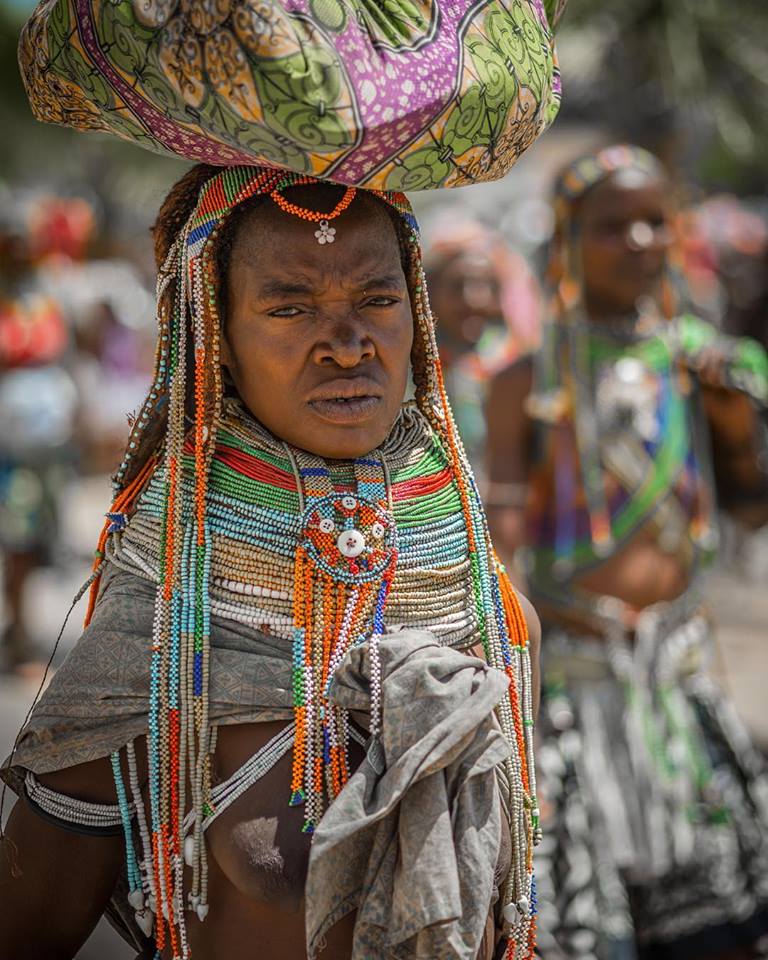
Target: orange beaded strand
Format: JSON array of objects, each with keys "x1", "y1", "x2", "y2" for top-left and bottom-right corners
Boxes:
[{"x1": 270, "y1": 183, "x2": 357, "y2": 223}]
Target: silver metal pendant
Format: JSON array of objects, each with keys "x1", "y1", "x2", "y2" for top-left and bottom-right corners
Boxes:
[{"x1": 314, "y1": 219, "x2": 336, "y2": 244}]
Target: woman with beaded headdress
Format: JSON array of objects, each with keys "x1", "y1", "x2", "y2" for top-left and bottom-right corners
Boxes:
[
  {"x1": 486, "y1": 144, "x2": 768, "y2": 960},
  {"x1": 0, "y1": 164, "x2": 543, "y2": 960},
  {"x1": 0, "y1": 0, "x2": 570, "y2": 951},
  {"x1": 424, "y1": 220, "x2": 542, "y2": 476}
]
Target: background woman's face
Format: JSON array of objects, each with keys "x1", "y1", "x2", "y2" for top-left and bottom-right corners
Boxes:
[
  {"x1": 220, "y1": 189, "x2": 414, "y2": 459},
  {"x1": 428, "y1": 251, "x2": 504, "y2": 349},
  {"x1": 578, "y1": 171, "x2": 672, "y2": 317}
]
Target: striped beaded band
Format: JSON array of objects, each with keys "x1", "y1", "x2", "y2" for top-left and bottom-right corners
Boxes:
[{"x1": 87, "y1": 165, "x2": 539, "y2": 960}]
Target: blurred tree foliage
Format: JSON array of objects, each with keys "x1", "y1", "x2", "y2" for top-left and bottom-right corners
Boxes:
[{"x1": 556, "y1": 0, "x2": 768, "y2": 191}]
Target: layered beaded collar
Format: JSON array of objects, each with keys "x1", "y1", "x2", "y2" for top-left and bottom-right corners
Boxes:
[
  {"x1": 109, "y1": 398, "x2": 537, "y2": 948},
  {"x1": 113, "y1": 401, "x2": 466, "y2": 824}
]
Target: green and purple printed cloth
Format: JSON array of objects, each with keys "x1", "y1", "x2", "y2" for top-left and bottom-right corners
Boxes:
[{"x1": 19, "y1": 0, "x2": 565, "y2": 189}]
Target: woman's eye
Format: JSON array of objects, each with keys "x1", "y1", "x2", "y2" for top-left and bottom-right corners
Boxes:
[
  {"x1": 268, "y1": 305, "x2": 303, "y2": 318},
  {"x1": 364, "y1": 296, "x2": 399, "y2": 307}
]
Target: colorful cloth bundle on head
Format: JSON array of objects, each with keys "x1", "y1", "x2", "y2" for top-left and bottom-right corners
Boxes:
[
  {"x1": 19, "y1": 0, "x2": 565, "y2": 190},
  {"x1": 75, "y1": 166, "x2": 540, "y2": 960}
]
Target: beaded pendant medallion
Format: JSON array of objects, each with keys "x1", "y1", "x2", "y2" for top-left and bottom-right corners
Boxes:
[{"x1": 290, "y1": 452, "x2": 397, "y2": 831}]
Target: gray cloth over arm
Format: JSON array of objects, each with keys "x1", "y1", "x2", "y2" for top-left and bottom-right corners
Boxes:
[{"x1": 306, "y1": 630, "x2": 511, "y2": 960}]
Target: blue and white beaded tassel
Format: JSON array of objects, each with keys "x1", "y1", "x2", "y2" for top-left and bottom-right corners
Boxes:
[
  {"x1": 111, "y1": 751, "x2": 142, "y2": 906},
  {"x1": 194, "y1": 519, "x2": 214, "y2": 920},
  {"x1": 126, "y1": 738, "x2": 157, "y2": 938}
]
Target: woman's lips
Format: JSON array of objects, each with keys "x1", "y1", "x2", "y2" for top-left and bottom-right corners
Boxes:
[{"x1": 307, "y1": 395, "x2": 381, "y2": 424}]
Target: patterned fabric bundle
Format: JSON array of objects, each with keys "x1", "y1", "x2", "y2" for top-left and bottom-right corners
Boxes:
[
  {"x1": 77, "y1": 166, "x2": 539, "y2": 959},
  {"x1": 19, "y1": 0, "x2": 565, "y2": 190}
]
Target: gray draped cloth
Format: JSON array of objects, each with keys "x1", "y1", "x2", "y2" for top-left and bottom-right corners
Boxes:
[
  {"x1": 307, "y1": 633, "x2": 511, "y2": 960},
  {"x1": 2, "y1": 564, "x2": 512, "y2": 959},
  {"x1": 5, "y1": 564, "x2": 299, "y2": 774}
]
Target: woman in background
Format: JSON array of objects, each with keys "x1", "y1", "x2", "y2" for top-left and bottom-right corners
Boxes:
[
  {"x1": 487, "y1": 145, "x2": 768, "y2": 960},
  {"x1": 425, "y1": 221, "x2": 541, "y2": 475}
]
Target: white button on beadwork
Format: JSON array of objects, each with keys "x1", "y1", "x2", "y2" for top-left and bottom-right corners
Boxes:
[
  {"x1": 371, "y1": 522, "x2": 385, "y2": 539},
  {"x1": 337, "y1": 529, "x2": 365, "y2": 558},
  {"x1": 341, "y1": 496, "x2": 357, "y2": 510},
  {"x1": 318, "y1": 518, "x2": 335, "y2": 534}
]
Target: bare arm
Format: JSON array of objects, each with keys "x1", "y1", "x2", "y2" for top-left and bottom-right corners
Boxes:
[
  {"x1": 469, "y1": 589, "x2": 540, "y2": 719},
  {"x1": 0, "y1": 755, "x2": 136, "y2": 959},
  {"x1": 482, "y1": 359, "x2": 540, "y2": 712},
  {"x1": 519, "y1": 590, "x2": 541, "y2": 719},
  {"x1": 697, "y1": 355, "x2": 768, "y2": 528}
]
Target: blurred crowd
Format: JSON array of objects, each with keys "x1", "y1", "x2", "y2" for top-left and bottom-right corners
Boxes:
[{"x1": 0, "y1": 190, "x2": 155, "y2": 670}]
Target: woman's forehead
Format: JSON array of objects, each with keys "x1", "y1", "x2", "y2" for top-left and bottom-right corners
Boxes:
[
  {"x1": 230, "y1": 199, "x2": 406, "y2": 292},
  {"x1": 583, "y1": 172, "x2": 668, "y2": 218},
  {"x1": 234, "y1": 191, "x2": 400, "y2": 260}
]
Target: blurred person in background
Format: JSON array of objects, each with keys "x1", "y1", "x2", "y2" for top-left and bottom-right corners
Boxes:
[
  {"x1": 680, "y1": 196, "x2": 768, "y2": 350},
  {"x1": 425, "y1": 220, "x2": 541, "y2": 475},
  {"x1": 486, "y1": 145, "x2": 768, "y2": 960},
  {"x1": 0, "y1": 196, "x2": 81, "y2": 672}
]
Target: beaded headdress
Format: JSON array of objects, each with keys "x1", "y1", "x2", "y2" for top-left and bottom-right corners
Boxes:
[{"x1": 86, "y1": 167, "x2": 538, "y2": 959}]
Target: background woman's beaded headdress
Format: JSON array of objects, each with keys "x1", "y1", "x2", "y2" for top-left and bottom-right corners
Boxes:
[{"x1": 85, "y1": 166, "x2": 538, "y2": 960}]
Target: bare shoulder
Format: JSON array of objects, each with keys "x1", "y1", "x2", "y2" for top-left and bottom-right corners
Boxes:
[
  {"x1": 485, "y1": 355, "x2": 535, "y2": 467},
  {"x1": 485, "y1": 355, "x2": 536, "y2": 495},
  {"x1": 515, "y1": 589, "x2": 541, "y2": 650}
]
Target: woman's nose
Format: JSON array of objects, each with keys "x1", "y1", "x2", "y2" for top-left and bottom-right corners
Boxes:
[
  {"x1": 313, "y1": 315, "x2": 375, "y2": 368},
  {"x1": 625, "y1": 221, "x2": 673, "y2": 253}
]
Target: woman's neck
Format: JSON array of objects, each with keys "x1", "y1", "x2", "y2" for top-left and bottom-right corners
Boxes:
[{"x1": 580, "y1": 295, "x2": 666, "y2": 340}]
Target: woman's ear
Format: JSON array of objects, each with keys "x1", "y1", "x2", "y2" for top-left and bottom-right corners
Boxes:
[{"x1": 219, "y1": 333, "x2": 234, "y2": 370}]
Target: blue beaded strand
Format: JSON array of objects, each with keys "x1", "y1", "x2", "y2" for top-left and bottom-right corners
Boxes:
[{"x1": 111, "y1": 751, "x2": 141, "y2": 894}]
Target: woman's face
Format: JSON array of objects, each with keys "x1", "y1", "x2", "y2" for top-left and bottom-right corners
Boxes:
[
  {"x1": 220, "y1": 188, "x2": 414, "y2": 459},
  {"x1": 429, "y1": 251, "x2": 503, "y2": 350},
  {"x1": 578, "y1": 170, "x2": 672, "y2": 318}
]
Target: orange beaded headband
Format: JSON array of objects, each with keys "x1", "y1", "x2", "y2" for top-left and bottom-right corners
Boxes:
[{"x1": 270, "y1": 182, "x2": 357, "y2": 244}]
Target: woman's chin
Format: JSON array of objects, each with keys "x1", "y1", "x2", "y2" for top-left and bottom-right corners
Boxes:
[
  {"x1": 298, "y1": 431, "x2": 387, "y2": 461},
  {"x1": 286, "y1": 418, "x2": 394, "y2": 461}
]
